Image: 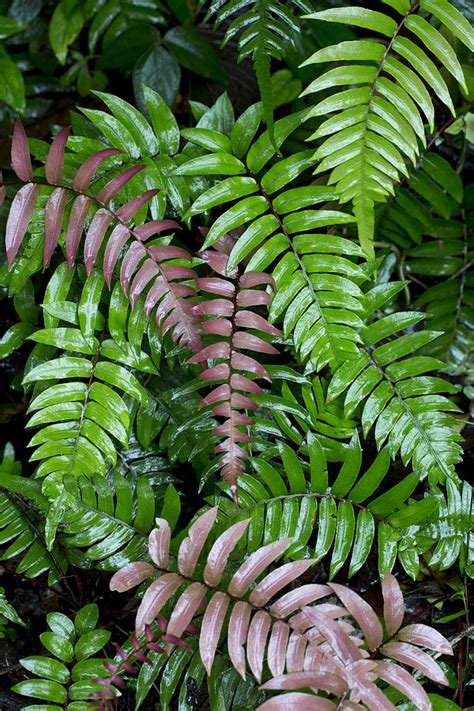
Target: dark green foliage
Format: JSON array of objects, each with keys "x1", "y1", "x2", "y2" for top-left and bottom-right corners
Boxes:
[
  {"x1": 0, "y1": 0, "x2": 472, "y2": 709},
  {"x1": 12, "y1": 604, "x2": 111, "y2": 708}
]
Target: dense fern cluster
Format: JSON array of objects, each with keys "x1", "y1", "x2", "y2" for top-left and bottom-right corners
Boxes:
[{"x1": 0, "y1": 0, "x2": 473, "y2": 709}]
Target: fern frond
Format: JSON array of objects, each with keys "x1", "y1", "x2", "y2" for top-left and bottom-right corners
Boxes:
[
  {"x1": 252, "y1": 372, "x2": 357, "y2": 463},
  {"x1": 178, "y1": 111, "x2": 365, "y2": 372},
  {"x1": 189, "y1": 246, "x2": 280, "y2": 497},
  {"x1": 201, "y1": 0, "x2": 310, "y2": 142},
  {"x1": 22, "y1": 267, "x2": 150, "y2": 496},
  {"x1": 0, "y1": 445, "x2": 67, "y2": 584},
  {"x1": 60, "y1": 471, "x2": 160, "y2": 571},
  {"x1": 212, "y1": 435, "x2": 446, "y2": 580},
  {"x1": 4, "y1": 116, "x2": 203, "y2": 353},
  {"x1": 419, "y1": 478, "x2": 473, "y2": 576},
  {"x1": 136, "y1": 381, "x2": 216, "y2": 467},
  {"x1": 302, "y1": 1, "x2": 474, "y2": 255},
  {"x1": 377, "y1": 147, "x2": 464, "y2": 250},
  {"x1": 408, "y1": 200, "x2": 474, "y2": 372},
  {"x1": 328, "y1": 283, "x2": 463, "y2": 485},
  {"x1": 109, "y1": 508, "x2": 452, "y2": 709}
]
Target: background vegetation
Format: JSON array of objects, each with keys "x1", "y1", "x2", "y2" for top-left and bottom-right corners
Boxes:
[{"x1": 0, "y1": 0, "x2": 473, "y2": 709}]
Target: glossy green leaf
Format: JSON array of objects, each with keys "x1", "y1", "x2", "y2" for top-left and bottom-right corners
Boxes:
[
  {"x1": 143, "y1": 85, "x2": 180, "y2": 155},
  {"x1": 306, "y1": 8, "x2": 397, "y2": 36},
  {"x1": 74, "y1": 629, "x2": 111, "y2": 660},
  {"x1": 20, "y1": 657, "x2": 70, "y2": 684},
  {"x1": 175, "y1": 152, "x2": 245, "y2": 176},
  {"x1": 0, "y1": 46, "x2": 25, "y2": 112},
  {"x1": 12, "y1": 679, "x2": 67, "y2": 704}
]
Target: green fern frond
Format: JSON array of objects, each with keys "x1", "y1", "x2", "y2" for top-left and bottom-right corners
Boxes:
[
  {"x1": 328, "y1": 283, "x2": 463, "y2": 485},
  {"x1": 136, "y1": 374, "x2": 217, "y2": 469},
  {"x1": 0, "y1": 445, "x2": 67, "y2": 585},
  {"x1": 377, "y1": 148, "x2": 464, "y2": 250},
  {"x1": 201, "y1": 0, "x2": 310, "y2": 143},
  {"x1": 421, "y1": 479, "x2": 473, "y2": 575},
  {"x1": 24, "y1": 266, "x2": 151, "y2": 487},
  {"x1": 408, "y1": 194, "x2": 473, "y2": 373},
  {"x1": 60, "y1": 471, "x2": 166, "y2": 571},
  {"x1": 252, "y1": 373, "x2": 357, "y2": 462},
  {"x1": 178, "y1": 111, "x2": 366, "y2": 372},
  {"x1": 208, "y1": 436, "x2": 446, "y2": 580},
  {"x1": 18, "y1": 265, "x2": 157, "y2": 546},
  {"x1": 302, "y1": 1, "x2": 474, "y2": 255}
]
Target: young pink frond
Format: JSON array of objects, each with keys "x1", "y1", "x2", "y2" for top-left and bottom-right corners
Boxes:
[
  {"x1": 200, "y1": 363, "x2": 231, "y2": 381},
  {"x1": 303, "y1": 644, "x2": 325, "y2": 672},
  {"x1": 228, "y1": 601, "x2": 252, "y2": 679},
  {"x1": 44, "y1": 187, "x2": 68, "y2": 268},
  {"x1": 148, "y1": 518, "x2": 171, "y2": 569},
  {"x1": 193, "y1": 298, "x2": 234, "y2": 317},
  {"x1": 291, "y1": 604, "x2": 348, "y2": 632},
  {"x1": 198, "y1": 277, "x2": 236, "y2": 296},
  {"x1": 268, "y1": 620, "x2": 290, "y2": 678},
  {"x1": 382, "y1": 574, "x2": 405, "y2": 637},
  {"x1": 381, "y1": 642, "x2": 449, "y2": 685},
  {"x1": 109, "y1": 562, "x2": 156, "y2": 592},
  {"x1": 304, "y1": 608, "x2": 363, "y2": 663},
  {"x1": 234, "y1": 310, "x2": 281, "y2": 336},
  {"x1": 236, "y1": 289, "x2": 271, "y2": 307},
  {"x1": 261, "y1": 671, "x2": 346, "y2": 696},
  {"x1": 84, "y1": 208, "x2": 114, "y2": 276},
  {"x1": 135, "y1": 219, "x2": 182, "y2": 240},
  {"x1": 116, "y1": 189, "x2": 159, "y2": 221},
  {"x1": 247, "y1": 610, "x2": 271, "y2": 683},
  {"x1": 188, "y1": 342, "x2": 231, "y2": 364},
  {"x1": 45, "y1": 126, "x2": 70, "y2": 185},
  {"x1": 357, "y1": 682, "x2": 398, "y2": 711},
  {"x1": 166, "y1": 582, "x2": 207, "y2": 646},
  {"x1": 120, "y1": 241, "x2": 146, "y2": 293},
  {"x1": 72, "y1": 148, "x2": 122, "y2": 192},
  {"x1": 269, "y1": 584, "x2": 331, "y2": 619},
  {"x1": 199, "y1": 249, "x2": 237, "y2": 277},
  {"x1": 286, "y1": 632, "x2": 306, "y2": 673},
  {"x1": 200, "y1": 384, "x2": 231, "y2": 409},
  {"x1": 66, "y1": 195, "x2": 92, "y2": 268},
  {"x1": 228, "y1": 538, "x2": 292, "y2": 597},
  {"x1": 233, "y1": 331, "x2": 279, "y2": 354},
  {"x1": 376, "y1": 661, "x2": 431, "y2": 711},
  {"x1": 257, "y1": 692, "x2": 337, "y2": 710},
  {"x1": 135, "y1": 573, "x2": 182, "y2": 632},
  {"x1": 199, "y1": 591, "x2": 230, "y2": 676},
  {"x1": 239, "y1": 272, "x2": 275, "y2": 289},
  {"x1": 103, "y1": 224, "x2": 130, "y2": 286},
  {"x1": 214, "y1": 425, "x2": 250, "y2": 444},
  {"x1": 202, "y1": 319, "x2": 233, "y2": 336},
  {"x1": 159, "y1": 264, "x2": 196, "y2": 281},
  {"x1": 148, "y1": 245, "x2": 190, "y2": 261},
  {"x1": 178, "y1": 507, "x2": 218, "y2": 577},
  {"x1": 230, "y1": 392, "x2": 258, "y2": 409},
  {"x1": 230, "y1": 373, "x2": 263, "y2": 395},
  {"x1": 129, "y1": 259, "x2": 160, "y2": 308},
  {"x1": 249, "y1": 560, "x2": 315, "y2": 607},
  {"x1": 6, "y1": 183, "x2": 39, "y2": 267},
  {"x1": 231, "y1": 352, "x2": 270, "y2": 381},
  {"x1": 12, "y1": 119, "x2": 32, "y2": 182},
  {"x1": 397, "y1": 624, "x2": 452, "y2": 655},
  {"x1": 203, "y1": 518, "x2": 250, "y2": 586},
  {"x1": 96, "y1": 164, "x2": 145, "y2": 205},
  {"x1": 329, "y1": 583, "x2": 383, "y2": 651}
]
